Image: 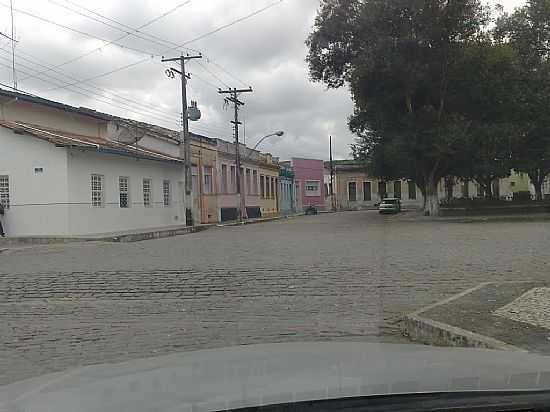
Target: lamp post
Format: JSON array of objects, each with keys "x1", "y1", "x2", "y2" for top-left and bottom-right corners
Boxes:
[{"x1": 239, "y1": 131, "x2": 285, "y2": 221}]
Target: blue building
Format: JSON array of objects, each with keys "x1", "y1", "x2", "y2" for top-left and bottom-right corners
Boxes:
[{"x1": 278, "y1": 163, "x2": 296, "y2": 215}]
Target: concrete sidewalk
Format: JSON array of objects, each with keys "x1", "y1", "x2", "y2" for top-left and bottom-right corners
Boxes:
[
  {"x1": 403, "y1": 282, "x2": 550, "y2": 354},
  {"x1": 0, "y1": 214, "x2": 304, "y2": 250},
  {"x1": 0, "y1": 224, "x2": 212, "y2": 248},
  {"x1": 395, "y1": 211, "x2": 550, "y2": 223}
]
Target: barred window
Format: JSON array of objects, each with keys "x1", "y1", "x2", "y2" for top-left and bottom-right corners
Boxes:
[
  {"x1": 119, "y1": 177, "x2": 130, "y2": 208},
  {"x1": 91, "y1": 174, "x2": 104, "y2": 207},
  {"x1": 143, "y1": 179, "x2": 152, "y2": 208},
  {"x1": 163, "y1": 180, "x2": 171, "y2": 207},
  {"x1": 260, "y1": 175, "x2": 265, "y2": 198},
  {"x1": 252, "y1": 170, "x2": 258, "y2": 195},
  {"x1": 0, "y1": 175, "x2": 9, "y2": 209},
  {"x1": 203, "y1": 166, "x2": 213, "y2": 194},
  {"x1": 221, "y1": 164, "x2": 228, "y2": 193}
]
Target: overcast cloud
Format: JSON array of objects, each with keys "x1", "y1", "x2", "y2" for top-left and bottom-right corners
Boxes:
[{"x1": 0, "y1": 0, "x2": 526, "y2": 161}]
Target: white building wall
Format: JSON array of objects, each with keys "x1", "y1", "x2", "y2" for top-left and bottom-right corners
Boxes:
[
  {"x1": 0, "y1": 128, "x2": 70, "y2": 236},
  {"x1": 1, "y1": 100, "x2": 105, "y2": 138},
  {"x1": 66, "y1": 149, "x2": 186, "y2": 236},
  {"x1": 134, "y1": 135, "x2": 180, "y2": 158}
]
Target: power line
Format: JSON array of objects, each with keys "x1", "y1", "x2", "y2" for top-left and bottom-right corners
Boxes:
[
  {"x1": 0, "y1": 54, "x2": 231, "y2": 135},
  {"x1": 56, "y1": 0, "x2": 199, "y2": 53},
  {"x1": 0, "y1": 59, "x2": 180, "y2": 126},
  {"x1": 50, "y1": 0, "x2": 257, "y2": 88},
  {"x1": 177, "y1": 0, "x2": 283, "y2": 48},
  {"x1": 1, "y1": 46, "x2": 180, "y2": 117},
  {"x1": 19, "y1": 1, "x2": 192, "y2": 83},
  {"x1": 188, "y1": 71, "x2": 221, "y2": 90},
  {"x1": 44, "y1": 0, "x2": 284, "y2": 91},
  {"x1": 0, "y1": 78, "x2": 230, "y2": 138},
  {"x1": 45, "y1": 0, "x2": 192, "y2": 53},
  {"x1": 206, "y1": 58, "x2": 249, "y2": 88},
  {"x1": 0, "y1": 50, "x2": 180, "y2": 120},
  {"x1": 0, "y1": 31, "x2": 15, "y2": 41},
  {"x1": 194, "y1": 60, "x2": 230, "y2": 88},
  {"x1": 0, "y1": 1, "x2": 158, "y2": 57}
]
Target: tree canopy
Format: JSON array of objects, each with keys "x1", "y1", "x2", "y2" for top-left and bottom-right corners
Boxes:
[{"x1": 307, "y1": 0, "x2": 550, "y2": 213}]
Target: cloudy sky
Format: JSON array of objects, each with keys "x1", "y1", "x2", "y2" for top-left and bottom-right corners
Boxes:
[{"x1": 0, "y1": 0, "x2": 526, "y2": 161}]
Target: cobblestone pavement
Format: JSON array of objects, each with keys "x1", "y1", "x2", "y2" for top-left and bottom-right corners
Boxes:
[{"x1": 1, "y1": 211, "x2": 550, "y2": 385}]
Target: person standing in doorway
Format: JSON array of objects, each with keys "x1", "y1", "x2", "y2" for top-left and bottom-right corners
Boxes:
[{"x1": 0, "y1": 202, "x2": 5, "y2": 237}]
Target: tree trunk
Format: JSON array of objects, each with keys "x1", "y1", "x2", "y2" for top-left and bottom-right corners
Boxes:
[
  {"x1": 417, "y1": 181, "x2": 427, "y2": 210},
  {"x1": 477, "y1": 177, "x2": 493, "y2": 200},
  {"x1": 528, "y1": 169, "x2": 545, "y2": 202},
  {"x1": 535, "y1": 184, "x2": 543, "y2": 201},
  {"x1": 445, "y1": 176, "x2": 454, "y2": 203},
  {"x1": 425, "y1": 174, "x2": 440, "y2": 216}
]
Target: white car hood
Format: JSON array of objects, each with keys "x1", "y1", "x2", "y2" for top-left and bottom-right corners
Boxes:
[{"x1": 1, "y1": 342, "x2": 550, "y2": 412}]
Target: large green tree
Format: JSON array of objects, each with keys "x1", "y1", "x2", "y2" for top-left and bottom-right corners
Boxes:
[
  {"x1": 448, "y1": 43, "x2": 523, "y2": 199},
  {"x1": 495, "y1": 0, "x2": 550, "y2": 201},
  {"x1": 307, "y1": 0, "x2": 489, "y2": 215}
]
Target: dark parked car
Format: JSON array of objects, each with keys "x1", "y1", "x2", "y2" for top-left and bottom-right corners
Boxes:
[{"x1": 379, "y1": 198, "x2": 402, "y2": 214}]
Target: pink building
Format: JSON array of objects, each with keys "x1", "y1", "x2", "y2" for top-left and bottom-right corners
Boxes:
[{"x1": 291, "y1": 158, "x2": 325, "y2": 211}]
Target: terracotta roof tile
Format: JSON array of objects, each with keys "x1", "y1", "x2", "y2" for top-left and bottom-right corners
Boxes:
[{"x1": 0, "y1": 121, "x2": 183, "y2": 163}]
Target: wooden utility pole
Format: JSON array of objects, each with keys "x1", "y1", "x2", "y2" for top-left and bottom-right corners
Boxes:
[
  {"x1": 162, "y1": 53, "x2": 202, "y2": 226},
  {"x1": 218, "y1": 87, "x2": 253, "y2": 222},
  {"x1": 330, "y1": 136, "x2": 336, "y2": 211}
]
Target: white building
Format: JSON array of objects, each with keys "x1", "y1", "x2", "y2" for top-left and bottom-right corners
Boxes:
[{"x1": 0, "y1": 89, "x2": 190, "y2": 237}]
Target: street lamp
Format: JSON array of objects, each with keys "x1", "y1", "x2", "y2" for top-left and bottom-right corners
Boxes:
[
  {"x1": 242, "y1": 131, "x2": 284, "y2": 162},
  {"x1": 239, "y1": 131, "x2": 285, "y2": 221}
]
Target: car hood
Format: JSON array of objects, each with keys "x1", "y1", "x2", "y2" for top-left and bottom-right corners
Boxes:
[{"x1": 2, "y1": 342, "x2": 550, "y2": 412}]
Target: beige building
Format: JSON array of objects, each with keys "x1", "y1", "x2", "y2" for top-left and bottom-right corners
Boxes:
[
  {"x1": 325, "y1": 161, "x2": 422, "y2": 210},
  {"x1": 325, "y1": 160, "x2": 541, "y2": 211},
  {"x1": 190, "y1": 134, "x2": 219, "y2": 224},
  {"x1": 216, "y1": 140, "x2": 279, "y2": 221}
]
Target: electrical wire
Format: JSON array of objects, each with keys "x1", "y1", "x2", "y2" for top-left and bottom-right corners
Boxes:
[
  {"x1": 189, "y1": 71, "x2": 221, "y2": 90},
  {"x1": 0, "y1": 59, "x2": 180, "y2": 126},
  {"x1": 18, "y1": 1, "x2": 193, "y2": 82},
  {"x1": 176, "y1": 0, "x2": 283, "y2": 48},
  {"x1": 1, "y1": 46, "x2": 181, "y2": 117},
  {"x1": 193, "y1": 60, "x2": 230, "y2": 89},
  {"x1": 43, "y1": 0, "x2": 284, "y2": 91},
  {"x1": 0, "y1": 49, "x2": 181, "y2": 123},
  {"x1": 206, "y1": 58, "x2": 249, "y2": 88},
  {"x1": 0, "y1": 78, "x2": 231, "y2": 139},
  {"x1": 55, "y1": 0, "x2": 200, "y2": 53},
  {"x1": 51, "y1": 0, "x2": 257, "y2": 87},
  {"x1": 0, "y1": 1, "x2": 157, "y2": 57}
]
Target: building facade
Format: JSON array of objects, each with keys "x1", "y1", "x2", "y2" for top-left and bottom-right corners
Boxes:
[
  {"x1": 291, "y1": 158, "x2": 325, "y2": 212},
  {"x1": 215, "y1": 140, "x2": 280, "y2": 221},
  {"x1": 278, "y1": 163, "x2": 296, "y2": 215},
  {"x1": 190, "y1": 134, "x2": 219, "y2": 224},
  {"x1": 326, "y1": 160, "x2": 547, "y2": 211},
  {"x1": 0, "y1": 89, "x2": 287, "y2": 236},
  {"x1": 328, "y1": 161, "x2": 423, "y2": 210},
  {"x1": 0, "y1": 91, "x2": 187, "y2": 237}
]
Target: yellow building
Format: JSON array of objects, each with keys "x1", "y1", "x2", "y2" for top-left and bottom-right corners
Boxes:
[
  {"x1": 190, "y1": 133, "x2": 219, "y2": 224},
  {"x1": 215, "y1": 140, "x2": 279, "y2": 221}
]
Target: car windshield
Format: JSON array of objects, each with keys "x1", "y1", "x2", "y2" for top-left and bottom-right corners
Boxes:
[{"x1": 2, "y1": 0, "x2": 550, "y2": 410}]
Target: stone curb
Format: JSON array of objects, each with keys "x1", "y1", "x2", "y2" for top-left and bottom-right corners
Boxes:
[
  {"x1": 0, "y1": 214, "x2": 303, "y2": 248},
  {"x1": 402, "y1": 282, "x2": 525, "y2": 352},
  {"x1": 216, "y1": 214, "x2": 305, "y2": 228},
  {"x1": 0, "y1": 225, "x2": 214, "y2": 247}
]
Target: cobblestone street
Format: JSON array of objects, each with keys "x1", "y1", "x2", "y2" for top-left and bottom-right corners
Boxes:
[{"x1": 1, "y1": 211, "x2": 550, "y2": 385}]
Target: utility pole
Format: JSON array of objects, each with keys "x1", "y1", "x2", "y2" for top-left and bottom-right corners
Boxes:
[
  {"x1": 330, "y1": 136, "x2": 336, "y2": 211},
  {"x1": 162, "y1": 53, "x2": 202, "y2": 226},
  {"x1": 9, "y1": 0, "x2": 17, "y2": 90},
  {"x1": 218, "y1": 87, "x2": 253, "y2": 222}
]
